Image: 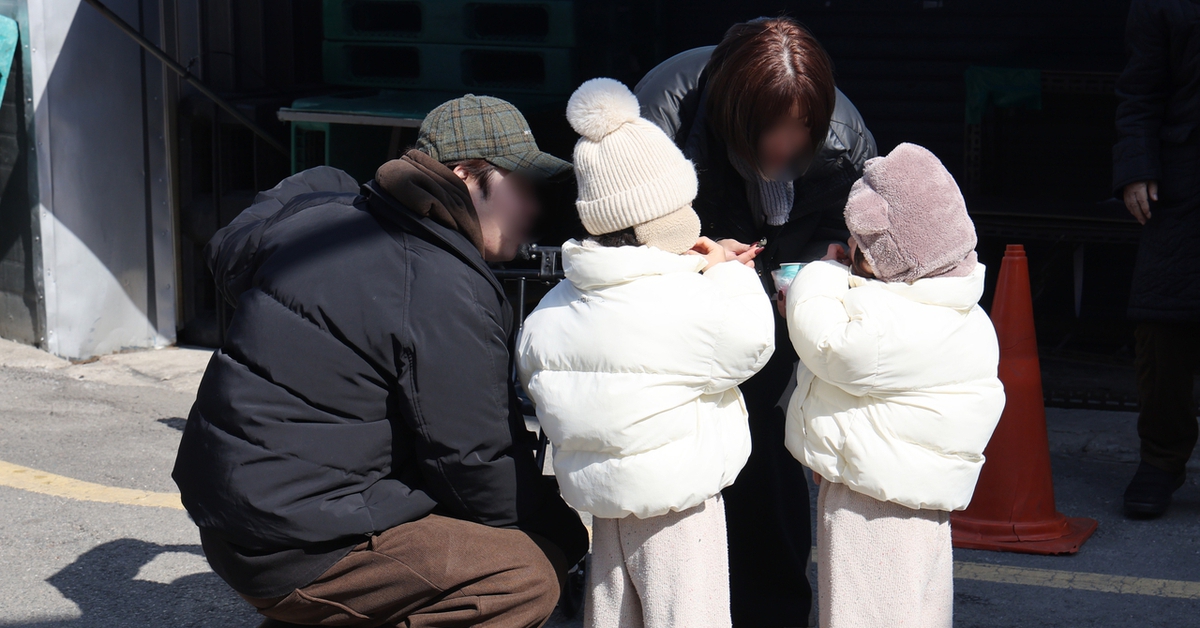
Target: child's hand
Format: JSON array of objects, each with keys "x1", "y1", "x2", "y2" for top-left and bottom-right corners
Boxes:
[
  {"x1": 687, "y1": 237, "x2": 729, "y2": 272},
  {"x1": 821, "y1": 243, "x2": 851, "y2": 266}
]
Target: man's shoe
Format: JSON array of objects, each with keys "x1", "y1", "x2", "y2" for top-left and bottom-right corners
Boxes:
[{"x1": 1123, "y1": 461, "x2": 1186, "y2": 518}]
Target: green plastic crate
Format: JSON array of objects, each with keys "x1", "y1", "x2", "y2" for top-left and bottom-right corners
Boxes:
[
  {"x1": 285, "y1": 89, "x2": 567, "y2": 180},
  {"x1": 323, "y1": 0, "x2": 575, "y2": 47},
  {"x1": 286, "y1": 89, "x2": 469, "y2": 120},
  {"x1": 323, "y1": 41, "x2": 573, "y2": 95},
  {"x1": 291, "y1": 120, "x2": 403, "y2": 183}
]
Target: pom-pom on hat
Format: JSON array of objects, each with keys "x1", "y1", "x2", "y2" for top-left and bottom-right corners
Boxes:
[
  {"x1": 567, "y1": 78, "x2": 701, "y2": 254},
  {"x1": 844, "y1": 143, "x2": 978, "y2": 283}
]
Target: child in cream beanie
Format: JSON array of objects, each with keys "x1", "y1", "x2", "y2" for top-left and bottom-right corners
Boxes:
[
  {"x1": 567, "y1": 77, "x2": 701, "y2": 253},
  {"x1": 517, "y1": 78, "x2": 777, "y2": 627}
]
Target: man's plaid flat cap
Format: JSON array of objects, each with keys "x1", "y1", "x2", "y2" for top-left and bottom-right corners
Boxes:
[{"x1": 416, "y1": 94, "x2": 571, "y2": 180}]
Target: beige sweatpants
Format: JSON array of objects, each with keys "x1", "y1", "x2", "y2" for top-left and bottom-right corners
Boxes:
[
  {"x1": 817, "y1": 480, "x2": 953, "y2": 628},
  {"x1": 585, "y1": 495, "x2": 731, "y2": 628}
]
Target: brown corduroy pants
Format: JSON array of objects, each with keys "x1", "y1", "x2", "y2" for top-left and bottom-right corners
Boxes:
[{"x1": 241, "y1": 514, "x2": 568, "y2": 628}]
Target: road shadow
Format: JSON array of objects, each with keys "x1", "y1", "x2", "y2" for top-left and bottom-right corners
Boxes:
[
  {"x1": 0, "y1": 537, "x2": 587, "y2": 628},
  {"x1": 0, "y1": 538, "x2": 256, "y2": 627},
  {"x1": 157, "y1": 417, "x2": 188, "y2": 431}
]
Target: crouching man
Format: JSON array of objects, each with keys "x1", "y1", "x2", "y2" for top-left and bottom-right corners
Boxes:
[{"x1": 172, "y1": 95, "x2": 588, "y2": 628}]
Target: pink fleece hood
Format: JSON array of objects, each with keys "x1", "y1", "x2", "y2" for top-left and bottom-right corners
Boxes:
[{"x1": 843, "y1": 143, "x2": 978, "y2": 284}]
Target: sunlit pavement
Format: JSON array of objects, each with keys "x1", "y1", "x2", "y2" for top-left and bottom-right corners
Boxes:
[{"x1": 1, "y1": 337, "x2": 1196, "y2": 627}]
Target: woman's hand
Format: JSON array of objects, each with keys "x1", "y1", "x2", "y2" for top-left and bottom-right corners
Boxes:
[
  {"x1": 812, "y1": 472, "x2": 822, "y2": 485},
  {"x1": 687, "y1": 237, "x2": 731, "y2": 272},
  {"x1": 717, "y1": 239, "x2": 763, "y2": 268}
]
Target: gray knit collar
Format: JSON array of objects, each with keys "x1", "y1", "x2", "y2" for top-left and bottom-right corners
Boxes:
[{"x1": 727, "y1": 148, "x2": 794, "y2": 227}]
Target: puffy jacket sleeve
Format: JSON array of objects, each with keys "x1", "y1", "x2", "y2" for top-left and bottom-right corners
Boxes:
[
  {"x1": 786, "y1": 261, "x2": 880, "y2": 396},
  {"x1": 207, "y1": 166, "x2": 360, "y2": 305},
  {"x1": 701, "y1": 261, "x2": 777, "y2": 394},
  {"x1": 1113, "y1": 0, "x2": 1169, "y2": 194},
  {"x1": 828, "y1": 89, "x2": 878, "y2": 175},
  {"x1": 401, "y1": 250, "x2": 588, "y2": 563},
  {"x1": 634, "y1": 46, "x2": 714, "y2": 141},
  {"x1": 400, "y1": 277, "x2": 541, "y2": 529}
]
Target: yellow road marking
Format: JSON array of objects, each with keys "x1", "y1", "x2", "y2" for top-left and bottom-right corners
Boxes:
[
  {"x1": 953, "y1": 561, "x2": 1200, "y2": 600},
  {"x1": 805, "y1": 544, "x2": 1200, "y2": 599},
  {"x1": 2, "y1": 464, "x2": 1196, "y2": 601},
  {"x1": 0, "y1": 459, "x2": 183, "y2": 510}
]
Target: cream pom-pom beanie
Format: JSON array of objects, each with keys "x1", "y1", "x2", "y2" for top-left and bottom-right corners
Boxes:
[{"x1": 566, "y1": 78, "x2": 700, "y2": 254}]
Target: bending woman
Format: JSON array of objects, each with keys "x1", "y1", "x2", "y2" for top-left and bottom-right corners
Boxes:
[{"x1": 634, "y1": 17, "x2": 877, "y2": 627}]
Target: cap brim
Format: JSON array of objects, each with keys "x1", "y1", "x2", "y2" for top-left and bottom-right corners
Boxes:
[{"x1": 489, "y1": 150, "x2": 572, "y2": 181}]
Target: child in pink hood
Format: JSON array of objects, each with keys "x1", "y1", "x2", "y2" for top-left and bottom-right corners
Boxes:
[{"x1": 783, "y1": 143, "x2": 1006, "y2": 628}]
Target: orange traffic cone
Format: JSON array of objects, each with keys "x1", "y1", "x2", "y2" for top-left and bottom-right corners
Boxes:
[{"x1": 951, "y1": 245, "x2": 1098, "y2": 554}]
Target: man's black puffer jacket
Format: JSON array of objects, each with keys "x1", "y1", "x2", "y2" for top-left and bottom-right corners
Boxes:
[{"x1": 172, "y1": 165, "x2": 586, "y2": 596}]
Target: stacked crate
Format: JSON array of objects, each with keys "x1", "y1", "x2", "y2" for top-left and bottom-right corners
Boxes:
[{"x1": 322, "y1": 0, "x2": 576, "y2": 102}]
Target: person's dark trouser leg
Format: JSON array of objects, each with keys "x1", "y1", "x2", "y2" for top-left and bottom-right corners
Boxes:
[
  {"x1": 1135, "y1": 322, "x2": 1199, "y2": 475},
  {"x1": 241, "y1": 514, "x2": 566, "y2": 628},
  {"x1": 724, "y1": 405, "x2": 812, "y2": 627}
]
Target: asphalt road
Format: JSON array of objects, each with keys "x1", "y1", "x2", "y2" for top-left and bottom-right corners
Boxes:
[
  {"x1": 0, "y1": 338, "x2": 1197, "y2": 627},
  {"x1": 948, "y1": 407, "x2": 1200, "y2": 628}
]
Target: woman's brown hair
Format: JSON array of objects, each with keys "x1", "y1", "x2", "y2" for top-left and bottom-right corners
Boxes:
[{"x1": 705, "y1": 17, "x2": 836, "y2": 175}]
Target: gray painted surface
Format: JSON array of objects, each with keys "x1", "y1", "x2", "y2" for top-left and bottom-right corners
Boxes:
[{"x1": 19, "y1": 0, "x2": 177, "y2": 359}]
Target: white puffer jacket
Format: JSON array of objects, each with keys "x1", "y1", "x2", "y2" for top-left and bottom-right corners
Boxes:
[
  {"x1": 785, "y1": 260, "x2": 1005, "y2": 511},
  {"x1": 518, "y1": 240, "x2": 775, "y2": 519}
]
